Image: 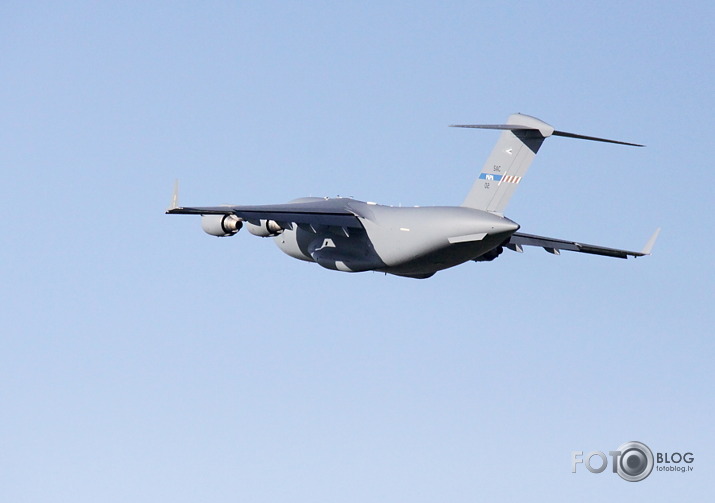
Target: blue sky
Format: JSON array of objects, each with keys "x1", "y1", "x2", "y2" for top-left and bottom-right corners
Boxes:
[{"x1": 1, "y1": 1, "x2": 713, "y2": 501}]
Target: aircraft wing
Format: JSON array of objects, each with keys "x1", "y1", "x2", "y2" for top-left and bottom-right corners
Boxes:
[
  {"x1": 506, "y1": 229, "x2": 660, "y2": 259},
  {"x1": 166, "y1": 199, "x2": 363, "y2": 228}
]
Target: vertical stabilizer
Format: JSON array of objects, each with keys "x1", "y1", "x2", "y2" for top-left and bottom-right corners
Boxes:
[{"x1": 456, "y1": 114, "x2": 554, "y2": 213}]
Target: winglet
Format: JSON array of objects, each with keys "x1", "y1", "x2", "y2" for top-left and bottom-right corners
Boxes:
[
  {"x1": 640, "y1": 228, "x2": 661, "y2": 255},
  {"x1": 168, "y1": 179, "x2": 180, "y2": 211}
]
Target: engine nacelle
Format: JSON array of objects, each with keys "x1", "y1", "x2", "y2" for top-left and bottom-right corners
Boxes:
[
  {"x1": 246, "y1": 219, "x2": 283, "y2": 237},
  {"x1": 201, "y1": 214, "x2": 243, "y2": 237}
]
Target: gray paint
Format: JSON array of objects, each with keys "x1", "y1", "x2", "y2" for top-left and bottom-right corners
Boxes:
[{"x1": 167, "y1": 114, "x2": 656, "y2": 278}]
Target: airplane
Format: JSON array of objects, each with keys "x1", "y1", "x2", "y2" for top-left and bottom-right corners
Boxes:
[{"x1": 166, "y1": 113, "x2": 660, "y2": 279}]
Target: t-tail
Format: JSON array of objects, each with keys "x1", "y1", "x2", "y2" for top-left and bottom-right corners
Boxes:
[{"x1": 453, "y1": 114, "x2": 643, "y2": 214}]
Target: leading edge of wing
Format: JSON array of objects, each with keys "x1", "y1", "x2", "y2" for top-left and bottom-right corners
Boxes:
[
  {"x1": 507, "y1": 229, "x2": 660, "y2": 259},
  {"x1": 166, "y1": 200, "x2": 363, "y2": 228}
]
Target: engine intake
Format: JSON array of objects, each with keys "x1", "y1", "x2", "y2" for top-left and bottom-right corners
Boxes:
[{"x1": 201, "y1": 214, "x2": 243, "y2": 237}]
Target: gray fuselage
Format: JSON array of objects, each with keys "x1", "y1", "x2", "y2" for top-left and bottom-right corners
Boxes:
[{"x1": 273, "y1": 198, "x2": 519, "y2": 278}]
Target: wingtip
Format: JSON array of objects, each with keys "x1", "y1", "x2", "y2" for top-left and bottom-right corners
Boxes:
[
  {"x1": 641, "y1": 227, "x2": 661, "y2": 255},
  {"x1": 168, "y1": 179, "x2": 180, "y2": 212}
]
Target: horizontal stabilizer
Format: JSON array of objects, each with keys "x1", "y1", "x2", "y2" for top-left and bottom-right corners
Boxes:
[
  {"x1": 451, "y1": 123, "x2": 556, "y2": 138},
  {"x1": 451, "y1": 125, "x2": 643, "y2": 147},
  {"x1": 551, "y1": 130, "x2": 643, "y2": 147}
]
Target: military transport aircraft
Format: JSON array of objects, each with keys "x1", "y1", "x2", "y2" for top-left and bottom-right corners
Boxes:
[{"x1": 167, "y1": 114, "x2": 659, "y2": 279}]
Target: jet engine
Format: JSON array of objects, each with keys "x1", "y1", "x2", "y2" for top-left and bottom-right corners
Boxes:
[
  {"x1": 246, "y1": 219, "x2": 284, "y2": 237},
  {"x1": 201, "y1": 214, "x2": 242, "y2": 237}
]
